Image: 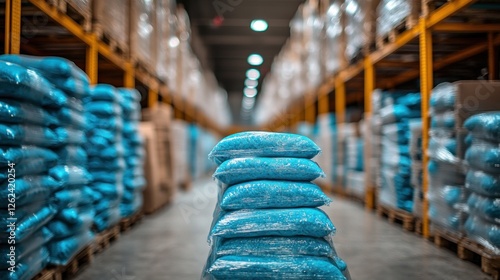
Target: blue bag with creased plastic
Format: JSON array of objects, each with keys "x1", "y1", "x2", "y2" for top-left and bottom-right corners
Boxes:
[
  {"x1": 214, "y1": 157, "x2": 325, "y2": 186},
  {"x1": 464, "y1": 112, "x2": 500, "y2": 142},
  {"x1": 47, "y1": 230, "x2": 94, "y2": 265},
  {"x1": 49, "y1": 165, "x2": 92, "y2": 187},
  {"x1": 0, "y1": 124, "x2": 58, "y2": 147},
  {"x1": 0, "y1": 227, "x2": 52, "y2": 269},
  {"x1": 0, "y1": 176, "x2": 58, "y2": 207},
  {"x1": 0, "y1": 245, "x2": 49, "y2": 280},
  {"x1": 0, "y1": 146, "x2": 58, "y2": 166},
  {"x1": 466, "y1": 170, "x2": 500, "y2": 197},
  {"x1": 0, "y1": 99, "x2": 58, "y2": 125}
]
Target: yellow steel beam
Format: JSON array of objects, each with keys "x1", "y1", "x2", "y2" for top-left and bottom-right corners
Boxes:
[
  {"x1": 341, "y1": 61, "x2": 364, "y2": 82},
  {"x1": 148, "y1": 88, "x2": 158, "y2": 108},
  {"x1": 427, "y1": 0, "x2": 479, "y2": 29},
  {"x1": 364, "y1": 56, "x2": 375, "y2": 209},
  {"x1": 305, "y1": 92, "x2": 316, "y2": 123},
  {"x1": 489, "y1": 32, "x2": 496, "y2": 80},
  {"x1": 434, "y1": 22, "x2": 500, "y2": 32},
  {"x1": 5, "y1": 0, "x2": 11, "y2": 53},
  {"x1": 85, "y1": 34, "x2": 98, "y2": 84},
  {"x1": 5, "y1": 0, "x2": 21, "y2": 54},
  {"x1": 97, "y1": 43, "x2": 128, "y2": 71},
  {"x1": 371, "y1": 27, "x2": 420, "y2": 64},
  {"x1": 334, "y1": 77, "x2": 345, "y2": 124},
  {"x1": 28, "y1": 0, "x2": 91, "y2": 45},
  {"x1": 124, "y1": 63, "x2": 135, "y2": 88},
  {"x1": 419, "y1": 18, "x2": 433, "y2": 239},
  {"x1": 318, "y1": 91, "x2": 329, "y2": 115}
]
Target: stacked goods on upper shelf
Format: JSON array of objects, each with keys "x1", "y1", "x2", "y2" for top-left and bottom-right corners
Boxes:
[
  {"x1": 140, "y1": 104, "x2": 175, "y2": 213},
  {"x1": 376, "y1": 0, "x2": 420, "y2": 39},
  {"x1": 156, "y1": 0, "x2": 177, "y2": 82},
  {"x1": 0, "y1": 58, "x2": 62, "y2": 279},
  {"x1": 130, "y1": 0, "x2": 155, "y2": 69},
  {"x1": 314, "y1": 113, "x2": 338, "y2": 191},
  {"x1": 0, "y1": 55, "x2": 96, "y2": 265},
  {"x1": 322, "y1": 0, "x2": 343, "y2": 76},
  {"x1": 84, "y1": 85, "x2": 124, "y2": 232},
  {"x1": 119, "y1": 88, "x2": 145, "y2": 218},
  {"x1": 203, "y1": 132, "x2": 349, "y2": 280},
  {"x1": 343, "y1": 0, "x2": 379, "y2": 61},
  {"x1": 378, "y1": 91, "x2": 421, "y2": 212},
  {"x1": 464, "y1": 112, "x2": 500, "y2": 253},
  {"x1": 409, "y1": 120, "x2": 423, "y2": 218},
  {"x1": 427, "y1": 83, "x2": 468, "y2": 233},
  {"x1": 344, "y1": 122, "x2": 364, "y2": 198},
  {"x1": 92, "y1": 0, "x2": 129, "y2": 52}
]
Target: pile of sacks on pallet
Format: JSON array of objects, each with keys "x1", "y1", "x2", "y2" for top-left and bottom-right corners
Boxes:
[
  {"x1": 0, "y1": 55, "x2": 95, "y2": 278},
  {"x1": 202, "y1": 132, "x2": 349, "y2": 279},
  {"x1": 427, "y1": 83, "x2": 468, "y2": 232},
  {"x1": 378, "y1": 91, "x2": 421, "y2": 212},
  {"x1": 463, "y1": 112, "x2": 500, "y2": 253}
]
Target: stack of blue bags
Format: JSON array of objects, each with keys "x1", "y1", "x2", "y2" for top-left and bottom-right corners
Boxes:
[
  {"x1": 118, "y1": 88, "x2": 145, "y2": 218},
  {"x1": 427, "y1": 83, "x2": 468, "y2": 232},
  {"x1": 203, "y1": 132, "x2": 349, "y2": 280},
  {"x1": 84, "y1": 85, "x2": 124, "y2": 232},
  {"x1": 379, "y1": 92, "x2": 421, "y2": 212},
  {"x1": 463, "y1": 112, "x2": 500, "y2": 252},
  {"x1": 409, "y1": 121, "x2": 423, "y2": 217},
  {"x1": 0, "y1": 57, "x2": 64, "y2": 279}
]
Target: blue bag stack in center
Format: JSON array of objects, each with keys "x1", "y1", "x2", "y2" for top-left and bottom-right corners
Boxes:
[{"x1": 203, "y1": 131, "x2": 349, "y2": 280}]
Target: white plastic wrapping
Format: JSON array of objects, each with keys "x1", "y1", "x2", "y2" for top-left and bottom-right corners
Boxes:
[
  {"x1": 93, "y1": 0, "x2": 129, "y2": 48},
  {"x1": 377, "y1": 0, "x2": 412, "y2": 38}
]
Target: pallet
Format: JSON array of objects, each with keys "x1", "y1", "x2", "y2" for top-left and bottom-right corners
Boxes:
[
  {"x1": 44, "y1": 0, "x2": 91, "y2": 31},
  {"x1": 375, "y1": 18, "x2": 416, "y2": 49},
  {"x1": 377, "y1": 205, "x2": 415, "y2": 232},
  {"x1": 95, "y1": 225, "x2": 121, "y2": 253},
  {"x1": 414, "y1": 217, "x2": 424, "y2": 236},
  {"x1": 120, "y1": 210, "x2": 144, "y2": 232},
  {"x1": 56, "y1": 245, "x2": 94, "y2": 279},
  {"x1": 33, "y1": 269, "x2": 60, "y2": 280},
  {"x1": 432, "y1": 227, "x2": 500, "y2": 279},
  {"x1": 93, "y1": 23, "x2": 129, "y2": 56}
]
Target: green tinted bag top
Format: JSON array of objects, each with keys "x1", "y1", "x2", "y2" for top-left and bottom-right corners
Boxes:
[{"x1": 209, "y1": 131, "x2": 321, "y2": 165}]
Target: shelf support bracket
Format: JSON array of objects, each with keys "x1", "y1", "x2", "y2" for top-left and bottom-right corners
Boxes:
[
  {"x1": 86, "y1": 34, "x2": 98, "y2": 84},
  {"x1": 419, "y1": 18, "x2": 433, "y2": 239},
  {"x1": 364, "y1": 56, "x2": 375, "y2": 210}
]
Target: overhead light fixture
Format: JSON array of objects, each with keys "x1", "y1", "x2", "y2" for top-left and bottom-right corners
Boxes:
[
  {"x1": 244, "y1": 87, "x2": 257, "y2": 98},
  {"x1": 250, "y1": 19, "x2": 268, "y2": 32},
  {"x1": 242, "y1": 96, "x2": 255, "y2": 109},
  {"x1": 248, "y1": 54, "x2": 263, "y2": 66},
  {"x1": 246, "y1": 69, "x2": 260, "y2": 80},
  {"x1": 245, "y1": 79, "x2": 258, "y2": 88},
  {"x1": 168, "y1": 36, "x2": 180, "y2": 48}
]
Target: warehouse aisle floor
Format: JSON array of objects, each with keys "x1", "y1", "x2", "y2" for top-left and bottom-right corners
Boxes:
[{"x1": 76, "y1": 178, "x2": 488, "y2": 280}]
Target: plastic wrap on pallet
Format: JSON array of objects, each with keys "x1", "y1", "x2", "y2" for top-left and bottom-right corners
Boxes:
[
  {"x1": 344, "y1": 0, "x2": 378, "y2": 60},
  {"x1": 65, "y1": 0, "x2": 91, "y2": 17},
  {"x1": 466, "y1": 142, "x2": 500, "y2": 174},
  {"x1": 466, "y1": 169, "x2": 500, "y2": 197},
  {"x1": 0, "y1": 227, "x2": 52, "y2": 270},
  {"x1": 324, "y1": 0, "x2": 343, "y2": 75},
  {"x1": 130, "y1": 0, "x2": 154, "y2": 64},
  {"x1": 430, "y1": 82, "x2": 457, "y2": 113},
  {"x1": 346, "y1": 171, "x2": 365, "y2": 198},
  {"x1": 0, "y1": 246, "x2": 49, "y2": 280},
  {"x1": 47, "y1": 230, "x2": 94, "y2": 266},
  {"x1": 377, "y1": 0, "x2": 411, "y2": 38},
  {"x1": 465, "y1": 214, "x2": 500, "y2": 254},
  {"x1": 92, "y1": 0, "x2": 129, "y2": 48},
  {"x1": 464, "y1": 112, "x2": 500, "y2": 143}
]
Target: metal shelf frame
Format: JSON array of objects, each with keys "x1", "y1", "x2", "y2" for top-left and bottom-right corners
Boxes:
[
  {"x1": 264, "y1": 0, "x2": 500, "y2": 238},
  {"x1": 3, "y1": 0, "x2": 223, "y2": 135}
]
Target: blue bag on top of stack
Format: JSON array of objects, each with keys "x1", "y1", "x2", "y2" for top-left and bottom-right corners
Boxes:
[
  {"x1": 464, "y1": 112, "x2": 500, "y2": 253},
  {"x1": 427, "y1": 83, "x2": 469, "y2": 233},
  {"x1": 5, "y1": 55, "x2": 97, "y2": 266},
  {"x1": 203, "y1": 132, "x2": 350, "y2": 280},
  {"x1": 118, "y1": 88, "x2": 145, "y2": 218},
  {"x1": 85, "y1": 84, "x2": 124, "y2": 231}
]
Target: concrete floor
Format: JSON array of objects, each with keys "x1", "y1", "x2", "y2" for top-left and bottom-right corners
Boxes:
[{"x1": 76, "y1": 178, "x2": 489, "y2": 280}]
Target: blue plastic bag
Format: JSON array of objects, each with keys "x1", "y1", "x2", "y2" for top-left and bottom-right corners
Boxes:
[
  {"x1": 49, "y1": 165, "x2": 92, "y2": 187},
  {"x1": 46, "y1": 208, "x2": 94, "y2": 239},
  {"x1": 52, "y1": 186, "x2": 96, "y2": 209},
  {"x1": 208, "y1": 255, "x2": 346, "y2": 280},
  {"x1": 0, "y1": 124, "x2": 58, "y2": 146},
  {"x1": 55, "y1": 127, "x2": 86, "y2": 145},
  {"x1": 468, "y1": 193, "x2": 500, "y2": 223},
  {"x1": 464, "y1": 112, "x2": 500, "y2": 142},
  {"x1": 465, "y1": 214, "x2": 500, "y2": 252},
  {"x1": 88, "y1": 84, "x2": 117, "y2": 101},
  {"x1": 86, "y1": 101, "x2": 121, "y2": 116},
  {"x1": 209, "y1": 132, "x2": 321, "y2": 165},
  {"x1": 210, "y1": 208, "x2": 335, "y2": 239},
  {"x1": 466, "y1": 143, "x2": 500, "y2": 174},
  {"x1": 53, "y1": 107, "x2": 86, "y2": 129},
  {"x1": 430, "y1": 82, "x2": 456, "y2": 112},
  {"x1": 0, "y1": 146, "x2": 58, "y2": 166},
  {"x1": 94, "y1": 207, "x2": 121, "y2": 232},
  {"x1": 0, "y1": 204, "x2": 56, "y2": 242},
  {"x1": 0, "y1": 157, "x2": 58, "y2": 181},
  {"x1": 47, "y1": 230, "x2": 94, "y2": 265},
  {"x1": 0, "y1": 176, "x2": 58, "y2": 207},
  {"x1": 0, "y1": 245, "x2": 49, "y2": 280},
  {"x1": 0, "y1": 227, "x2": 52, "y2": 269},
  {"x1": 466, "y1": 170, "x2": 500, "y2": 197},
  {"x1": 0, "y1": 99, "x2": 59, "y2": 125},
  {"x1": 0, "y1": 61, "x2": 67, "y2": 107},
  {"x1": 214, "y1": 157, "x2": 325, "y2": 186},
  {"x1": 219, "y1": 180, "x2": 331, "y2": 210},
  {"x1": 216, "y1": 236, "x2": 335, "y2": 258},
  {"x1": 90, "y1": 183, "x2": 122, "y2": 199},
  {"x1": 56, "y1": 145, "x2": 87, "y2": 165}
]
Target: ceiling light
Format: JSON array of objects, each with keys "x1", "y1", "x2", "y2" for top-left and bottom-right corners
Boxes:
[
  {"x1": 245, "y1": 79, "x2": 258, "y2": 88},
  {"x1": 248, "y1": 54, "x2": 263, "y2": 66},
  {"x1": 168, "y1": 36, "x2": 180, "y2": 48},
  {"x1": 250, "y1": 19, "x2": 268, "y2": 32},
  {"x1": 244, "y1": 87, "x2": 257, "y2": 98},
  {"x1": 246, "y1": 69, "x2": 260, "y2": 80}
]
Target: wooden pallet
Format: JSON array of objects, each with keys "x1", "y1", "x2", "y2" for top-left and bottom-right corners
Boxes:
[
  {"x1": 93, "y1": 23, "x2": 129, "y2": 56},
  {"x1": 120, "y1": 210, "x2": 144, "y2": 232},
  {"x1": 414, "y1": 217, "x2": 424, "y2": 236},
  {"x1": 377, "y1": 205, "x2": 415, "y2": 232},
  {"x1": 56, "y1": 245, "x2": 94, "y2": 279},
  {"x1": 432, "y1": 227, "x2": 500, "y2": 279},
  {"x1": 375, "y1": 19, "x2": 416, "y2": 49},
  {"x1": 95, "y1": 225, "x2": 121, "y2": 253},
  {"x1": 33, "y1": 269, "x2": 60, "y2": 280}
]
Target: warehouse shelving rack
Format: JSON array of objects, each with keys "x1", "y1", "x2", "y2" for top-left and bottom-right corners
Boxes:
[
  {"x1": 2, "y1": 0, "x2": 224, "y2": 135},
  {"x1": 263, "y1": 0, "x2": 500, "y2": 238}
]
